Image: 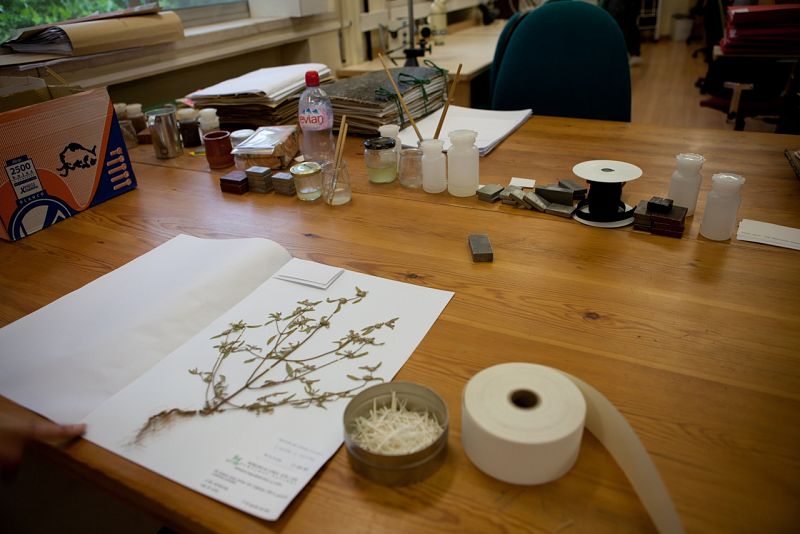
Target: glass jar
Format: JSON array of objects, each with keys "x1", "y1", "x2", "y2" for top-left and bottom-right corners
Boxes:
[
  {"x1": 363, "y1": 137, "x2": 397, "y2": 184},
  {"x1": 322, "y1": 161, "x2": 352, "y2": 205},
  {"x1": 398, "y1": 148, "x2": 423, "y2": 188},
  {"x1": 290, "y1": 161, "x2": 323, "y2": 201}
]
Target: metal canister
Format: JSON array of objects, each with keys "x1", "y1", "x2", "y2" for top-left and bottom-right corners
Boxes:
[
  {"x1": 146, "y1": 108, "x2": 183, "y2": 159},
  {"x1": 290, "y1": 161, "x2": 323, "y2": 201}
]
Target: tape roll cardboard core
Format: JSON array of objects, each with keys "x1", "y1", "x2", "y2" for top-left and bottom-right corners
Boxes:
[{"x1": 509, "y1": 389, "x2": 539, "y2": 409}]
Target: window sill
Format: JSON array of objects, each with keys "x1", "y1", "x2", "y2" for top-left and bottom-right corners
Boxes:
[{"x1": 6, "y1": 13, "x2": 340, "y2": 89}]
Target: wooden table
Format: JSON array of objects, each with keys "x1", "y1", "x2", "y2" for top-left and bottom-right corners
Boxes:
[
  {"x1": 337, "y1": 21, "x2": 504, "y2": 108},
  {"x1": 1, "y1": 117, "x2": 799, "y2": 533}
]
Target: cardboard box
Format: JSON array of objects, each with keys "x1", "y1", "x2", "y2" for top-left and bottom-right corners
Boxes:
[{"x1": 0, "y1": 83, "x2": 136, "y2": 241}]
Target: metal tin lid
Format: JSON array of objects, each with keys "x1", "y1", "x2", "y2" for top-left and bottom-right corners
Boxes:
[
  {"x1": 290, "y1": 161, "x2": 322, "y2": 176},
  {"x1": 363, "y1": 136, "x2": 396, "y2": 150}
]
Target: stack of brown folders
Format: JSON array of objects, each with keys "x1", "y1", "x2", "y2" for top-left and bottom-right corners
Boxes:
[
  {"x1": 323, "y1": 66, "x2": 447, "y2": 135},
  {"x1": 187, "y1": 64, "x2": 333, "y2": 130}
]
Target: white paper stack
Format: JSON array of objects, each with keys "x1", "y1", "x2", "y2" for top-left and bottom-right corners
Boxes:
[
  {"x1": 398, "y1": 105, "x2": 532, "y2": 156},
  {"x1": 187, "y1": 63, "x2": 332, "y2": 128}
]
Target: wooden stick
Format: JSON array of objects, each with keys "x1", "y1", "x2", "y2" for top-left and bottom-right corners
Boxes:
[
  {"x1": 335, "y1": 120, "x2": 349, "y2": 170},
  {"x1": 434, "y1": 63, "x2": 462, "y2": 140},
  {"x1": 333, "y1": 114, "x2": 347, "y2": 169},
  {"x1": 329, "y1": 118, "x2": 349, "y2": 204},
  {"x1": 377, "y1": 54, "x2": 423, "y2": 142}
]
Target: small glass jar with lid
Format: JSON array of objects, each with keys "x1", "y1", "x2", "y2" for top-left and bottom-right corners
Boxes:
[
  {"x1": 363, "y1": 137, "x2": 398, "y2": 184},
  {"x1": 290, "y1": 161, "x2": 323, "y2": 201}
]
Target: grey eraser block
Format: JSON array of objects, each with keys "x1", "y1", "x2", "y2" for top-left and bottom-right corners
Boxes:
[
  {"x1": 509, "y1": 188, "x2": 530, "y2": 208},
  {"x1": 499, "y1": 185, "x2": 521, "y2": 201},
  {"x1": 522, "y1": 191, "x2": 550, "y2": 212},
  {"x1": 535, "y1": 185, "x2": 574, "y2": 205},
  {"x1": 545, "y1": 203, "x2": 576, "y2": 218},
  {"x1": 468, "y1": 234, "x2": 493, "y2": 262},
  {"x1": 478, "y1": 184, "x2": 504, "y2": 202},
  {"x1": 559, "y1": 179, "x2": 587, "y2": 196}
]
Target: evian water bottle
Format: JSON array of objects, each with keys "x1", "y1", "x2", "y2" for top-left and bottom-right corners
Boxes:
[{"x1": 298, "y1": 70, "x2": 334, "y2": 164}]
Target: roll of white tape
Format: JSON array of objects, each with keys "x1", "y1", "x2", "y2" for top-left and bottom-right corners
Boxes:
[
  {"x1": 461, "y1": 363, "x2": 684, "y2": 534},
  {"x1": 462, "y1": 363, "x2": 585, "y2": 485}
]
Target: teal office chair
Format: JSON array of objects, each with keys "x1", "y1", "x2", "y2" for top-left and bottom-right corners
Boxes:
[{"x1": 491, "y1": 1, "x2": 632, "y2": 122}]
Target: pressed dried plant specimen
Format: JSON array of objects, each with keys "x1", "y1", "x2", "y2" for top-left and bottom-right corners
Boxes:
[{"x1": 135, "y1": 287, "x2": 397, "y2": 443}]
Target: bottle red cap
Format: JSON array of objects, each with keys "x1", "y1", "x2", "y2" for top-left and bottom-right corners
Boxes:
[{"x1": 305, "y1": 70, "x2": 320, "y2": 87}]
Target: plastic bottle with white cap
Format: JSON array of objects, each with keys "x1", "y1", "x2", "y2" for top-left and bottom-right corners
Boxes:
[
  {"x1": 667, "y1": 153, "x2": 705, "y2": 216},
  {"x1": 447, "y1": 129, "x2": 479, "y2": 197},
  {"x1": 420, "y1": 139, "x2": 446, "y2": 193},
  {"x1": 198, "y1": 108, "x2": 220, "y2": 136},
  {"x1": 700, "y1": 173, "x2": 745, "y2": 241}
]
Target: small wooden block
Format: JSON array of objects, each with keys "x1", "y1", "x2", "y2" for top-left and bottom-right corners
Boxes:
[
  {"x1": 647, "y1": 196, "x2": 674, "y2": 213},
  {"x1": 220, "y1": 181, "x2": 248, "y2": 194},
  {"x1": 220, "y1": 170, "x2": 247, "y2": 185},
  {"x1": 245, "y1": 166, "x2": 272, "y2": 179},
  {"x1": 468, "y1": 234, "x2": 493, "y2": 262},
  {"x1": 271, "y1": 171, "x2": 296, "y2": 195}
]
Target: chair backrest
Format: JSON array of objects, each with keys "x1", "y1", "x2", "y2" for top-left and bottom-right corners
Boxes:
[
  {"x1": 491, "y1": 1, "x2": 632, "y2": 122},
  {"x1": 489, "y1": 11, "x2": 529, "y2": 98}
]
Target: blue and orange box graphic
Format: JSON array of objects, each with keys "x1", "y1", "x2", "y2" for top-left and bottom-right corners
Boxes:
[{"x1": 0, "y1": 87, "x2": 137, "y2": 241}]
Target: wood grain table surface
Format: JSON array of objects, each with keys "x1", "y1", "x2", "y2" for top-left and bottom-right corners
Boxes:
[{"x1": 1, "y1": 116, "x2": 799, "y2": 533}]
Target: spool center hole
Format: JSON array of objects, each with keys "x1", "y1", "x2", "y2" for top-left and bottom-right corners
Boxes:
[
  {"x1": 510, "y1": 389, "x2": 539, "y2": 409},
  {"x1": 601, "y1": 168, "x2": 614, "y2": 172}
]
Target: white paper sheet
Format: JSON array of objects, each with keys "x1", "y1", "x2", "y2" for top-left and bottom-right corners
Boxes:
[
  {"x1": 398, "y1": 105, "x2": 532, "y2": 156},
  {"x1": 187, "y1": 63, "x2": 331, "y2": 102},
  {"x1": 83, "y1": 271, "x2": 453, "y2": 521},
  {"x1": 736, "y1": 219, "x2": 800, "y2": 251},
  {"x1": 509, "y1": 177, "x2": 536, "y2": 188},
  {"x1": 273, "y1": 258, "x2": 343, "y2": 289},
  {"x1": 0, "y1": 235, "x2": 291, "y2": 423}
]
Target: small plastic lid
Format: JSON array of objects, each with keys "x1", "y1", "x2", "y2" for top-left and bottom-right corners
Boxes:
[
  {"x1": 449, "y1": 129, "x2": 477, "y2": 144},
  {"x1": 305, "y1": 70, "x2": 320, "y2": 87},
  {"x1": 290, "y1": 161, "x2": 322, "y2": 176},
  {"x1": 378, "y1": 124, "x2": 400, "y2": 137},
  {"x1": 711, "y1": 173, "x2": 745, "y2": 195},
  {"x1": 126, "y1": 103, "x2": 143, "y2": 117},
  {"x1": 419, "y1": 138, "x2": 444, "y2": 151},
  {"x1": 231, "y1": 129, "x2": 255, "y2": 147},
  {"x1": 363, "y1": 136, "x2": 396, "y2": 150},
  {"x1": 176, "y1": 108, "x2": 197, "y2": 121},
  {"x1": 198, "y1": 108, "x2": 218, "y2": 119},
  {"x1": 676, "y1": 153, "x2": 705, "y2": 171}
]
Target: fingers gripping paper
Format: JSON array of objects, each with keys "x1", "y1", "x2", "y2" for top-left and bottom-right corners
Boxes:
[{"x1": 461, "y1": 363, "x2": 684, "y2": 534}]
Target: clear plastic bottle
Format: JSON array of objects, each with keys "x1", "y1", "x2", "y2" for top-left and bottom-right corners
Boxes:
[
  {"x1": 429, "y1": 0, "x2": 448, "y2": 46},
  {"x1": 447, "y1": 129, "x2": 479, "y2": 197},
  {"x1": 667, "y1": 153, "x2": 705, "y2": 216},
  {"x1": 298, "y1": 70, "x2": 334, "y2": 164},
  {"x1": 700, "y1": 173, "x2": 745, "y2": 241},
  {"x1": 420, "y1": 139, "x2": 447, "y2": 193}
]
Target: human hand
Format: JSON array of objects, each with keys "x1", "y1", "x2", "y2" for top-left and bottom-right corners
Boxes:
[{"x1": 0, "y1": 412, "x2": 86, "y2": 469}]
